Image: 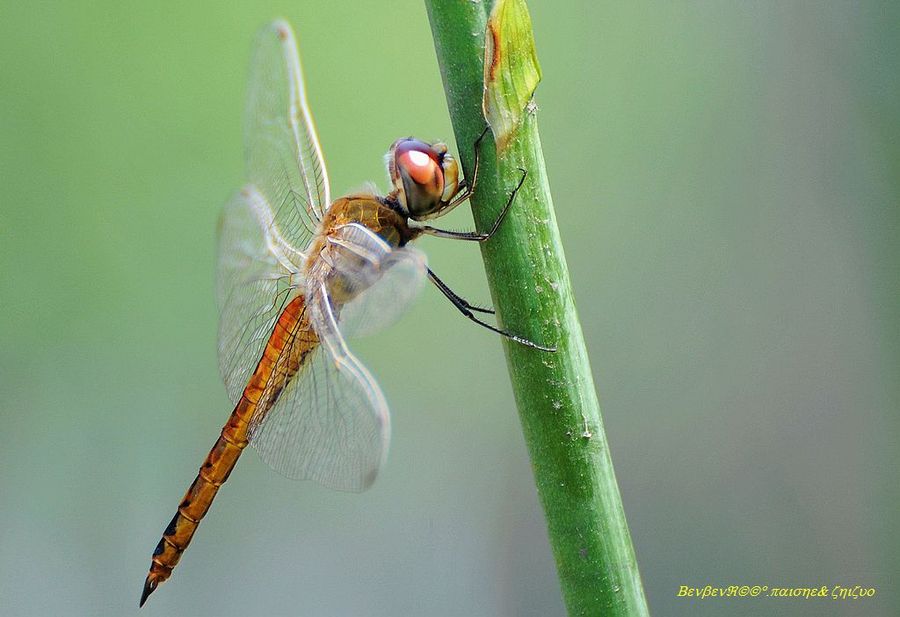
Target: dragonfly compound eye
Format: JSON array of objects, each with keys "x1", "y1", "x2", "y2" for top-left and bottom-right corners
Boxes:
[
  {"x1": 437, "y1": 149, "x2": 459, "y2": 204},
  {"x1": 390, "y1": 139, "x2": 445, "y2": 218}
]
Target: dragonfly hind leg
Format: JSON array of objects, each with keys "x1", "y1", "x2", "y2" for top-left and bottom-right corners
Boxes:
[
  {"x1": 427, "y1": 268, "x2": 554, "y2": 352},
  {"x1": 427, "y1": 268, "x2": 494, "y2": 315}
]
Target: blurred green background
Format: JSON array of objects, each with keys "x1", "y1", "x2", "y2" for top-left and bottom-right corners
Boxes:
[{"x1": 1, "y1": 1, "x2": 897, "y2": 615}]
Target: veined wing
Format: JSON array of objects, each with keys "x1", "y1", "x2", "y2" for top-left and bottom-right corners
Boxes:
[
  {"x1": 217, "y1": 187, "x2": 302, "y2": 403},
  {"x1": 245, "y1": 19, "x2": 330, "y2": 256},
  {"x1": 247, "y1": 284, "x2": 389, "y2": 491},
  {"x1": 246, "y1": 226, "x2": 427, "y2": 490}
]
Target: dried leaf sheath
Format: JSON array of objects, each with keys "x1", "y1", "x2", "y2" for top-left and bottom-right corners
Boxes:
[{"x1": 482, "y1": 0, "x2": 542, "y2": 152}]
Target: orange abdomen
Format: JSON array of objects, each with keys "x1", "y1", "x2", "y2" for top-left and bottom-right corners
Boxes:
[{"x1": 140, "y1": 293, "x2": 316, "y2": 606}]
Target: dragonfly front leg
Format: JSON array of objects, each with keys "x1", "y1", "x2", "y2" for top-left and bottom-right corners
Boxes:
[
  {"x1": 418, "y1": 168, "x2": 527, "y2": 242},
  {"x1": 441, "y1": 125, "x2": 491, "y2": 209}
]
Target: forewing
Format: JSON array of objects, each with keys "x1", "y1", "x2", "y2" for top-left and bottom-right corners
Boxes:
[
  {"x1": 245, "y1": 19, "x2": 330, "y2": 253},
  {"x1": 217, "y1": 188, "x2": 299, "y2": 403},
  {"x1": 248, "y1": 283, "x2": 390, "y2": 491}
]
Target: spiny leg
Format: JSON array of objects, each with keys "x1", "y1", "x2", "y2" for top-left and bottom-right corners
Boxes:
[
  {"x1": 443, "y1": 125, "x2": 491, "y2": 209},
  {"x1": 419, "y1": 168, "x2": 527, "y2": 242},
  {"x1": 427, "y1": 267, "x2": 554, "y2": 352},
  {"x1": 427, "y1": 267, "x2": 494, "y2": 315}
]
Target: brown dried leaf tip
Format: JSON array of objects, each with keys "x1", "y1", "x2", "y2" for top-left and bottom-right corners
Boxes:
[{"x1": 482, "y1": 0, "x2": 542, "y2": 153}]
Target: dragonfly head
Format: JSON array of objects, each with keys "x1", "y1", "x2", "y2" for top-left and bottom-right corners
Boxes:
[{"x1": 387, "y1": 138, "x2": 459, "y2": 220}]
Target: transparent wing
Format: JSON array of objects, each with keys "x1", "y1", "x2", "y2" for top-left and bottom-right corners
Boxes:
[
  {"x1": 248, "y1": 282, "x2": 390, "y2": 492},
  {"x1": 245, "y1": 19, "x2": 330, "y2": 255},
  {"x1": 337, "y1": 250, "x2": 428, "y2": 339},
  {"x1": 217, "y1": 187, "x2": 302, "y2": 403},
  {"x1": 315, "y1": 223, "x2": 428, "y2": 339}
]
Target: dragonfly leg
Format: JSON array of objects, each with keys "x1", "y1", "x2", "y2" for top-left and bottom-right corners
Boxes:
[
  {"x1": 427, "y1": 267, "x2": 494, "y2": 315},
  {"x1": 419, "y1": 168, "x2": 527, "y2": 242},
  {"x1": 427, "y1": 267, "x2": 554, "y2": 352},
  {"x1": 443, "y1": 125, "x2": 491, "y2": 209}
]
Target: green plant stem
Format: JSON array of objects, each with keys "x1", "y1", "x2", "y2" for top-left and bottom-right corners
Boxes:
[{"x1": 425, "y1": 2, "x2": 650, "y2": 615}]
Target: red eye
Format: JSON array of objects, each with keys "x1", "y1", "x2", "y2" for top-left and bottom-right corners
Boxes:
[
  {"x1": 389, "y1": 138, "x2": 448, "y2": 218},
  {"x1": 398, "y1": 148, "x2": 441, "y2": 186}
]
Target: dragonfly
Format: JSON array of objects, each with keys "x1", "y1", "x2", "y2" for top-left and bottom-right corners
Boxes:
[{"x1": 140, "y1": 19, "x2": 551, "y2": 607}]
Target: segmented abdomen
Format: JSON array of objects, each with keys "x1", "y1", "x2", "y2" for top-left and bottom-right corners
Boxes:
[{"x1": 140, "y1": 293, "x2": 316, "y2": 606}]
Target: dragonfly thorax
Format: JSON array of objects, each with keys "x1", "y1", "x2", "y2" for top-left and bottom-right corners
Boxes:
[{"x1": 306, "y1": 195, "x2": 419, "y2": 306}]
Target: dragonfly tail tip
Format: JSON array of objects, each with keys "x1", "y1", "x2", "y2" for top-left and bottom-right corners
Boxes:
[{"x1": 139, "y1": 575, "x2": 158, "y2": 608}]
